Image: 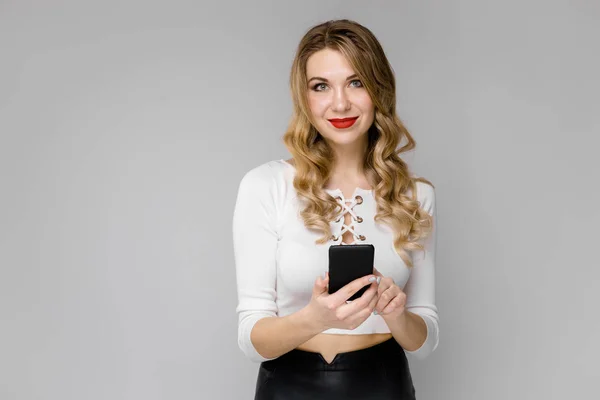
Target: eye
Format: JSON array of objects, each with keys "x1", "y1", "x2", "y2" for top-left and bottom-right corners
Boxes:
[
  {"x1": 312, "y1": 82, "x2": 327, "y2": 91},
  {"x1": 349, "y1": 79, "x2": 363, "y2": 88}
]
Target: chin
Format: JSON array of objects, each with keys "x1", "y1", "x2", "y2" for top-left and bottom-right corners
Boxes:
[
  {"x1": 322, "y1": 132, "x2": 365, "y2": 147},
  {"x1": 318, "y1": 125, "x2": 366, "y2": 143}
]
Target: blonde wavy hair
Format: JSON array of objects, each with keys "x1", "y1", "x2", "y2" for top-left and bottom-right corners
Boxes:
[{"x1": 282, "y1": 19, "x2": 434, "y2": 268}]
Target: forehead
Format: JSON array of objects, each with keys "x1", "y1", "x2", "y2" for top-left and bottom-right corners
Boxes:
[{"x1": 306, "y1": 48, "x2": 355, "y2": 78}]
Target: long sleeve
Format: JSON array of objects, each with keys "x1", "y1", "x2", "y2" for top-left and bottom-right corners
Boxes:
[
  {"x1": 403, "y1": 182, "x2": 440, "y2": 360},
  {"x1": 232, "y1": 164, "x2": 280, "y2": 362}
]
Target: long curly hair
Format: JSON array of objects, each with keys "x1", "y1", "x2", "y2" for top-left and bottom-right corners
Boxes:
[{"x1": 282, "y1": 19, "x2": 434, "y2": 268}]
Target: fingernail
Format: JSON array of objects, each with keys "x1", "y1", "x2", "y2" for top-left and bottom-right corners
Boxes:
[
  {"x1": 368, "y1": 276, "x2": 376, "y2": 282},
  {"x1": 373, "y1": 310, "x2": 378, "y2": 315},
  {"x1": 376, "y1": 276, "x2": 381, "y2": 285}
]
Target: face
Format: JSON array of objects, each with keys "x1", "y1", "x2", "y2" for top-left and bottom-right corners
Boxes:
[{"x1": 305, "y1": 48, "x2": 375, "y2": 146}]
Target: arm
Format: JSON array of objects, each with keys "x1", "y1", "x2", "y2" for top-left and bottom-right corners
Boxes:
[
  {"x1": 248, "y1": 307, "x2": 323, "y2": 360},
  {"x1": 232, "y1": 165, "x2": 322, "y2": 362},
  {"x1": 382, "y1": 308, "x2": 428, "y2": 352},
  {"x1": 384, "y1": 182, "x2": 439, "y2": 360}
]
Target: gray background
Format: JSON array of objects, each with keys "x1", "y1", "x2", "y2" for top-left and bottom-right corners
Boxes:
[{"x1": 1, "y1": 0, "x2": 598, "y2": 399}]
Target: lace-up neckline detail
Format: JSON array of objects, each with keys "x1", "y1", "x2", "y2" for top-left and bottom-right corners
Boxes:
[
  {"x1": 278, "y1": 159, "x2": 372, "y2": 244},
  {"x1": 328, "y1": 189, "x2": 369, "y2": 245}
]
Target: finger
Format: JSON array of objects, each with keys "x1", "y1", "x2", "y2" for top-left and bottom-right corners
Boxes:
[
  {"x1": 357, "y1": 284, "x2": 381, "y2": 321},
  {"x1": 337, "y1": 282, "x2": 379, "y2": 320},
  {"x1": 313, "y1": 274, "x2": 328, "y2": 297},
  {"x1": 375, "y1": 287, "x2": 399, "y2": 313},
  {"x1": 367, "y1": 286, "x2": 379, "y2": 312},
  {"x1": 349, "y1": 286, "x2": 380, "y2": 325},
  {"x1": 372, "y1": 268, "x2": 384, "y2": 289},
  {"x1": 380, "y1": 295, "x2": 405, "y2": 315},
  {"x1": 332, "y1": 274, "x2": 378, "y2": 306},
  {"x1": 359, "y1": 281, "x2": 380, "y2": 306},
  {"x1": 377, "y1": 277, "x2": 392, "y2": 297}
]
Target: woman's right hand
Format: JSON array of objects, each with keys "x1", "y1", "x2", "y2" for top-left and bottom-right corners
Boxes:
[{"x1": 306, "y1": 272, "x2": 380, "y2": 332}]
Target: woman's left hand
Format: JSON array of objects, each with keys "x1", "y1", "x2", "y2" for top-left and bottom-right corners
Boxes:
[{"x1": 372, "y1": 267, "x2": 407, "y2": 319}]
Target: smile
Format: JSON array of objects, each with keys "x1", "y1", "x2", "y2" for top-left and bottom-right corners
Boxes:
[{"x1": 328, "y1": 116, "x2": 358, "y2": 129}]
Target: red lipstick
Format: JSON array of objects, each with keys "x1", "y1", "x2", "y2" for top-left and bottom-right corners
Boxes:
[{"x1": 328, "y1": 116, "x2": 358, "y2": 129}]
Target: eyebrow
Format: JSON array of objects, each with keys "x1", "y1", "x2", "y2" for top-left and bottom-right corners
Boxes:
[{"x1": 307, "y1": 74, "x2": 358, "y2": 84}]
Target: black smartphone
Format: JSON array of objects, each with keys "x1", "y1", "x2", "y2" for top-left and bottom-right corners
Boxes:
[{"x1": 328, "y1": 244, "x2": 375, "y2": 301}]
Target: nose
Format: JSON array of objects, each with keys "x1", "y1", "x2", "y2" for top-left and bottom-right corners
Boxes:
[{"x1": 331, "y1": 87, "x2": 351, "y2": 112}]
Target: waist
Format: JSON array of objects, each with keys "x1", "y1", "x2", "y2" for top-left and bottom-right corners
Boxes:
[
  {"x1": 263, "y1": 336, "x2": 405, "y2": 371},
  {"x1": 296, "y1": 332, "x2": 392, "y2": 355}
]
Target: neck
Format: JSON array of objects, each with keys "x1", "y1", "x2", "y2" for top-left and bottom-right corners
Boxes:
[{"x1": 329, "y1": 137, "x2": 369, "y2": 179}]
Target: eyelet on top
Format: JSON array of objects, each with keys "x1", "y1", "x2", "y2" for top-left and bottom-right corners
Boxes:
[{"x1": 330, "y1": 193, "x2": 365, "y2": 244}]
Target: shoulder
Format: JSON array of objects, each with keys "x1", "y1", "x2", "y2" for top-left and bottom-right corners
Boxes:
[
  {"x1": 236, "y1": 159, "x2": 290, "y2": 204},
  {"x1": 238, "y1": 159, "x2": 287, "y2": 187},
  {"x1": 234, "y1": 160, "x2": 290, "y2": 228}
]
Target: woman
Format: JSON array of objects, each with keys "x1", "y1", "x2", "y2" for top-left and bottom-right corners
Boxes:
[{"x1": 232, "y1": 19, "x2": 438, "y2": 399}]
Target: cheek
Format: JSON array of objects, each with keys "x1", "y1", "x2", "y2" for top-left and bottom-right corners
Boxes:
[
  {"x1": 356, "y1": 93, "x2": 374, "y2": 113},
  {"x1": 307, "y1": 94, "x2": 328, "y2": 116}
]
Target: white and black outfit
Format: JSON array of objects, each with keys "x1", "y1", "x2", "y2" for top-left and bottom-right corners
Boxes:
[{"x1": 233, "y1": 159, "x2": 439, "y2": 399}]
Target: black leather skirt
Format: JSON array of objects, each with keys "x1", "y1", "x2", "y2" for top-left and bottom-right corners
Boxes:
[{"x1": 254, "y1": 338, "x2": 416, "y2": 400}]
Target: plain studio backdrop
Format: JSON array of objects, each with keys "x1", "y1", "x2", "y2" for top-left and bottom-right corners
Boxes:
[{"x1": 1, "y1": 1, "x2": 598, "y2": 399}]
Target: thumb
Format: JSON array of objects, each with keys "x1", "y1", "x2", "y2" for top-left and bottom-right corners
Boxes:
[{"x1": 313, "y1": 273, "x2": 329, "y2": 296}]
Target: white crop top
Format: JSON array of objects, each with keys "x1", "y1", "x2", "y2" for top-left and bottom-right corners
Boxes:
[{"x1": 232, "y1": 159, "x2": 439, "y2": 362}]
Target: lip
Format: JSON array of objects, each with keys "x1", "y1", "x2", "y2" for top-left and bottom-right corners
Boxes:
[
  {"x1": 328, "y1": 116, "x2": 358, "y2": 129},
  {"x1": 328, "y1": 117, "x2": 359, "y2": 122}
]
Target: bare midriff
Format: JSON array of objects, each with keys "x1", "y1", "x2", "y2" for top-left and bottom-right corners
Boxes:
[{"x1": 296, "y1": 332, "x2": 393, "y2": 364}]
